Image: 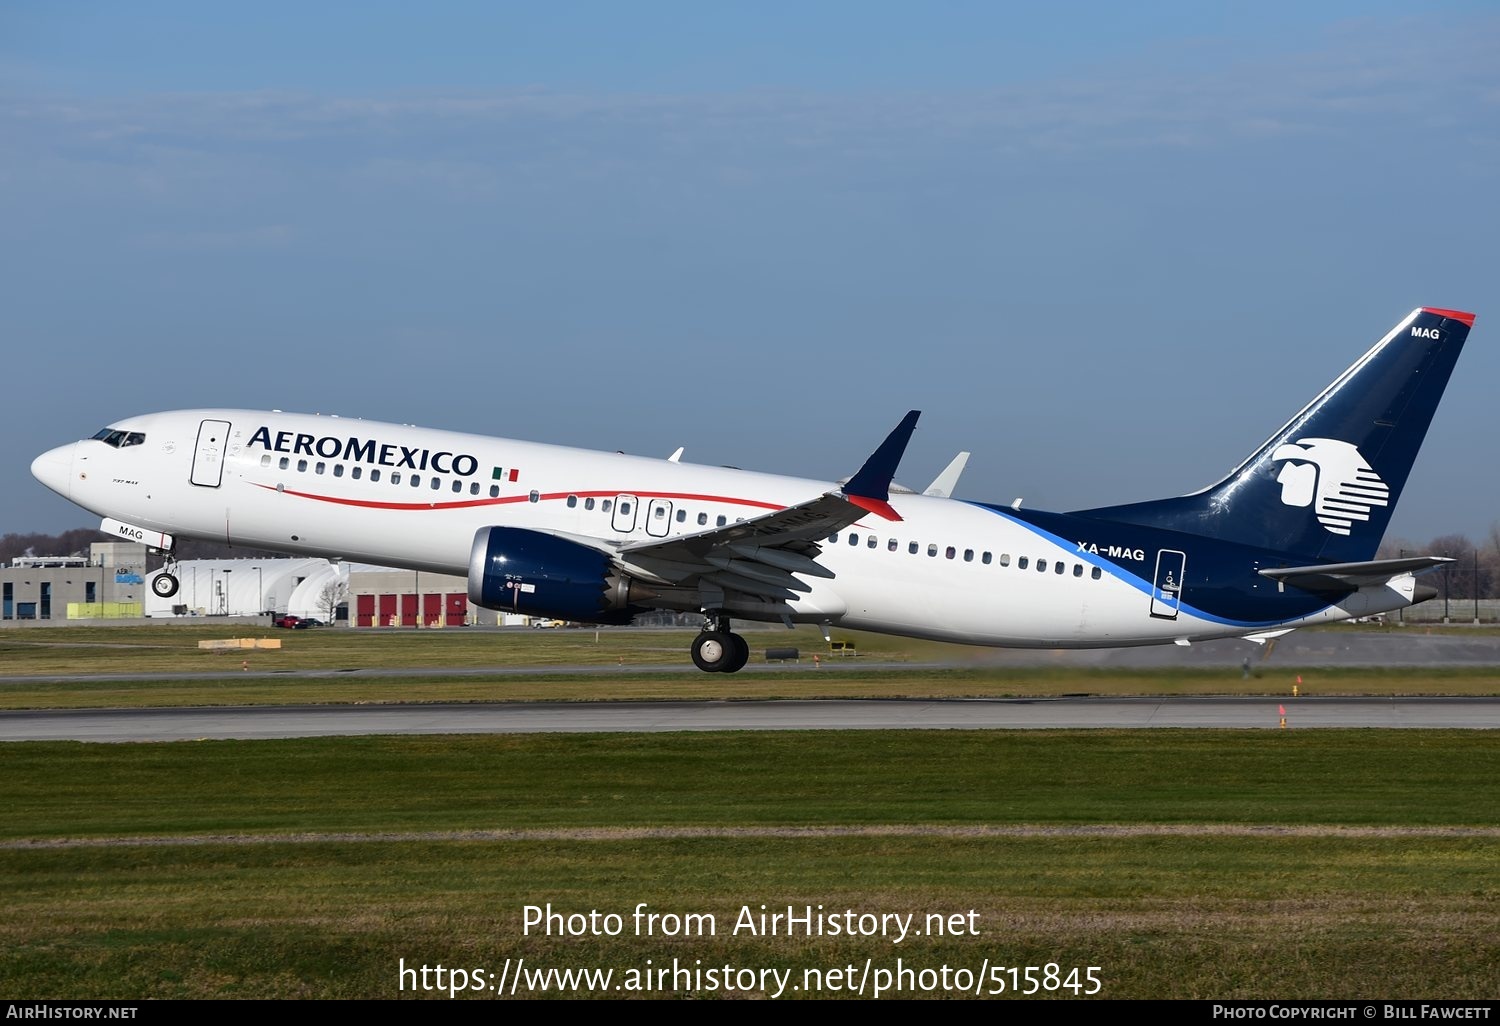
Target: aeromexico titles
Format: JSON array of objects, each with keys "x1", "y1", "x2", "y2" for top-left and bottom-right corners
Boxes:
[{"x1": 30, "y1": 306, "x2": 1475, "y2": 673}]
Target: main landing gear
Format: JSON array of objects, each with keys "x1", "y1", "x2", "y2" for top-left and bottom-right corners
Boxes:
[
  {"x1": 151, "y1": 553, "x2": 181, "y2": 599},
  {"x1": 691, "y1": 614, "x2": 750, "y2": 673}
]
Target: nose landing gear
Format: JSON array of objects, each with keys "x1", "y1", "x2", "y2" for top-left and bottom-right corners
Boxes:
[
  {"x1": 151, "y1": 553, "x2": 181, "y2": 598},
  {"x1": 691, "y1": 615, "x2": 750, "y2": 673}
]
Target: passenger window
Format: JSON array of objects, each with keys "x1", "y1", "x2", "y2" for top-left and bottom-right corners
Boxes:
[
  {"x1": 676, "y1": 509, "x2": 686, "y2": 522},
  {"x1": 619, "y1": 501, "x2": 630, "y2": 515},
  {"x1": 849, "y1": 534, "x2": 859, "y2": 546},
  {"x1": 700, "y1": 514, "x2": 710, "y2": 526},
  {"x1": 1000, "y1": 553, "x2": 1011, "y2": 567},
  {"x1": 279, "y1": 457, "x2": 290, "y2": 470},
  {"x1": 1091, "y1": 567, "x2": 1102, "y2": 580},
  {"x1": 1018, "y1": 556, "x2": 1028, "y2": 569},
  {"x1": 567, "y1": 495, "x2": 578, "y2": 507},
  {"x1": 260, "y1": 455, "x2": 271, "y2": 467},
  {"x1": 909, "y1": 542, "x2": 918, "y2": 554},
  {"x1": 927, "y1": 544, "x2": 937, "y2": 557},
  {"x1": 371, "y1": 469, "x2": 381, "y2": 482},
  {"x1": 602, "y1": 500, "x2": 612, "y2": 512},
  {"x1": 352, "y1": 467, "x2": 362, "y2": 480},
  {"x1": 716, "y1": 515, "x2": 727, "y2": 526},
  {"x1": 982, "y1": 552, "x2": 992, "y2": 565},
  {"x1": 315, "y1": 462, "x2": 325, "y2": 475},
  {"x1": 297, "y1": 459, "x2": 308, "y2": 472},
  {"x1": 391, "y1": 472, "x2": 401, "y2": 484},
  {"x1": 1055, "y1": 561, "x2": 1065, "y2": 574},
  {"x1": 1037, "y1": 559, "x2": 1047, "y2": 572},
  {"x1": 888, "y1": 538, "x2": 898, "y2": 552},
  {"x1": 489, "y1": 485, "x2": 500, "y2": 498},
  {"x1": 333, "y1": 464, "x2": 344, "y2": 478},
  {"x1": 585, "y1": 498, "x2": 596, "y2": 510},
  {"x1": 964, "y1": 549, "x2": 973, "y2": 562},
  {"x1": 945, "y1": 546, "x2": 956, "y2": 559},
  {"x1": 530, "y1": 491, "x2": 540, "y2": 503},
  {"x1": 470, "y1": 482, "x2": 479, "y2": 495},
  {"x1": 411, "y1": 474, "x2": 421, "y2": 488},
  {"x1": 654, "y1": 507, "x2": 665, "y2": 519},
  {"x1": 452, "y1": 480, "x2": 462, "y2": 493},
  {"x1": 1073, "y1": 564, "x2": 1083, "y2": 577},
  {"x1": 868, "y1": 536, "x2": 877, "y2": 548}
]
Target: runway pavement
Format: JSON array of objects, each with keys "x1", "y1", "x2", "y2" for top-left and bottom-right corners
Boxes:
[{"x1": 3, "y1": 696, "x2": 1498, "y2": 742}]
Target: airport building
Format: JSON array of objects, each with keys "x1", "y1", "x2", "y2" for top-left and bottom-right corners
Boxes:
[
  {"x1": 2, "y1": 541, "x2": 150, "y2": 621},
  {"x1": 2, "y1": 543, "x2": 521, "y2": 626}
]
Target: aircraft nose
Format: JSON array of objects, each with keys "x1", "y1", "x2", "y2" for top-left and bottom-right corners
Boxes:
[{"x1": 31, "y1": 443, "x2": 76, "y2": 499}]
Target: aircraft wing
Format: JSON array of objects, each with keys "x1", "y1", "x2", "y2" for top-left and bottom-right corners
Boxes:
[
  {"x1": 1257, "y1": 556, "x2": 1453, "y2": 592},
  {"x1": 613, "y1": 412, "x2": 920, "y2": 602}
]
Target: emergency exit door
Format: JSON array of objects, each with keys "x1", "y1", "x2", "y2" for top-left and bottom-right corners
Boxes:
[{"x1": 1150, "y1": 549, "x2": 1187, "y2": 620}]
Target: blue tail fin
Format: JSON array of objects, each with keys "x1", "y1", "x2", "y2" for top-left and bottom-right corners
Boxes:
[{"x1": 1071, "y1": 307, "x2": 1475, "y2": 562}]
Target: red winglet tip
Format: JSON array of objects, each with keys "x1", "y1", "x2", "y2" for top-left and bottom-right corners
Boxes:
[
  {"x1": 848, "y1": 494, "x2": 903, "y2": 522},
  {"x1": 1423, "y1": 307, "x2": 1476, "y2": 327}
]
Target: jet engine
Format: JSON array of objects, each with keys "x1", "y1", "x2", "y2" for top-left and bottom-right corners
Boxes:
[{"x1": 468, "y1": 526, "x2": 642, "y2": 624}]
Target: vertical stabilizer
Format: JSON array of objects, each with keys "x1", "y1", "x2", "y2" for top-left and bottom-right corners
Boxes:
[{"x1": 1071, "y1": 307, "x2": 1474, "y2": 562}]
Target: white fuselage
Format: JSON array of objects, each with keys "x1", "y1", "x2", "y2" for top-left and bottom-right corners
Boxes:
[{"x1": 32, "y1": 409, "x2": 1391, "y2": 647}]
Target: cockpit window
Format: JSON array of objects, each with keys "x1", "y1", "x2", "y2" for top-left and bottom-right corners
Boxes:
[{"x1": 90, "y1": 429, "x2": 146, "y2": 448}]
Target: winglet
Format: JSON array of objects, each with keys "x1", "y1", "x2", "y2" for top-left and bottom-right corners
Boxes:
[
  {"x1": 923, "y1": 451, "x2": 970, "y2": 498},
  {"x1": 843, "y1": 411, "x2": 920, "y2": 521}
]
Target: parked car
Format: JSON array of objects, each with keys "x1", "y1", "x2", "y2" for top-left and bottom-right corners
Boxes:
[
  {"x1": 531, "y1": 618, "x2": 566, "y2": 629},
  {"x1": 293, "y1": 618, "x2": 325, "y2": 629},
  {"x1": 273, "y1": 615, "x2": 301, "y2": 628}
]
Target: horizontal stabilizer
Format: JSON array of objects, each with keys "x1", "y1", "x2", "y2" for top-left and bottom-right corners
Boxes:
[{"x1": 1258, "y1": 556, "x2": 1453, "y2": 592}]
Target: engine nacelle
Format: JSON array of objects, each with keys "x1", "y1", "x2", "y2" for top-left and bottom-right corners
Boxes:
[{"x1": 468, "y1": 527, "x2": 640, "y2": 624}]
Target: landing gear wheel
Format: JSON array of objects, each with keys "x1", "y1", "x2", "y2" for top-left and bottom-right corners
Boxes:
[
  {"x1": 723, "y1": 633, "x2": 750, "y2": 673},
  {"x1": 691, "y1": 630, "x2": 751, "y2": 673},
  {"x1": 692, "y1": 631, "x2": 732, "y2": 673},
  {"x1": 152, "y1": 573, "x2": 180, "y2": 599}
]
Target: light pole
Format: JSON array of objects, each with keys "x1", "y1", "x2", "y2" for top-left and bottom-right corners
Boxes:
[
  {"x1": 252, "y1": 566, "x2": 263, "y2": 617},
  {"x1": 1397, "y1": 549, "x2": 1406, "y2": 624},
  {"x1": 222, "y1": 569, "x2": 232, "y2": 616},
  {"x1": 1443, "y1": 552, "x2": 1451, "y2": 624}
]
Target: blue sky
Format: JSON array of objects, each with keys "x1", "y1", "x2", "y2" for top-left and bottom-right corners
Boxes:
[{"x1": 3, "y1": 2, "x2": 1497, "y2": 547}]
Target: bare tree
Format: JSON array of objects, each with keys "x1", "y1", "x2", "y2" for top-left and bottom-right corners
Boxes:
[
  {"x1": 1426, "y1": 533, "x2": 1479, "y2": 599},
  {"x1": 318, "y1": 580, "x2": 349, "y2": 623}
]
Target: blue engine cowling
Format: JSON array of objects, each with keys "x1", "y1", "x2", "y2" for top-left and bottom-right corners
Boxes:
[{"x1": 468, "y1": 527, "x2": 640, "y2": 624}]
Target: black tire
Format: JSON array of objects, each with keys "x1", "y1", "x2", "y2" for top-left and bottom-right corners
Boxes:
[
  {"x1": 152, "y1": 573, "x2": 179, "y2": 598},
  {"x1": 721, "y1": 633, "x2": 751, "y2": 674},
  {"x1": 691, "y1": 631, "x2": 731, "y2": 672}
]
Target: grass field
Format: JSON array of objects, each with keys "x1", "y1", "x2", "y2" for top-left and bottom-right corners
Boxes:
[
  {"x1": 2, "y1": 730, "x2": 1498, "y2": 999},
  {"x1": 1, "y1": 626, "x2": 1497, "y2": 1000}
]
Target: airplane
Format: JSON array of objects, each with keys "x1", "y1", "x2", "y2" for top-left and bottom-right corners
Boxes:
[{"x1": 30, "y1": 306, "x2": 1474, "y2": 673}]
